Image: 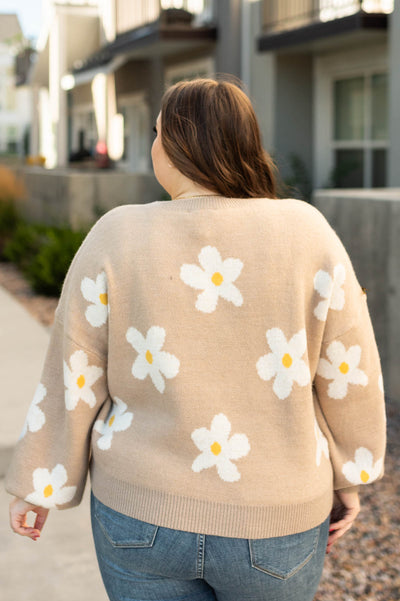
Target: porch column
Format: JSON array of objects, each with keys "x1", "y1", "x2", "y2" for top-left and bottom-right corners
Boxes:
[
  {"x1": 149, "y1": 56, "x2": 164, "y2": 152},
  {"x1": 388, "y1": 0, "x2": 400, "y2": 185},
  {"x1": 92, "y1": 73, "x2": 107, "y2": 145},
  {"x1": 215, "y1": 0, "x2": 241, "y2": 77},
  {"x1": 48, "y1": 10, "x2": 68, "y2": 167},
  {"x1": 247, "y1": 1, "x2": 276, "y2": 153},
  {"x1": 30, "y1": 85, "x2": 40, "y2": 157}
]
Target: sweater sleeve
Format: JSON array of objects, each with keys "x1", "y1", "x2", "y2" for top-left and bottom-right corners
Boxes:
[
  {"x1": 5, "y1": 219, "x2": 110, "y2": 509},
  {"x1": 313, "y1": 230, "x2": 386, "y2": 493}
]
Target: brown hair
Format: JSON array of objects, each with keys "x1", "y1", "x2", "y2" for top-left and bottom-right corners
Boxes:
[{"x1": 160, "y1": 78, "x2": 277, "y2": 198}]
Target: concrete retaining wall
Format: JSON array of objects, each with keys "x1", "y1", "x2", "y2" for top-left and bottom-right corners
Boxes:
[
  {"x1": 11, "y1": 167, "x2": 164, "y2": 230},
  {"x1": 313, "y1": 188, "x2": 400, "y2": 402}
]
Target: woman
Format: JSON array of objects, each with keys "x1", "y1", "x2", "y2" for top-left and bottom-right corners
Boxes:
[{"x1": 7, "y1": 78, "x2": 386, "y2": 601}]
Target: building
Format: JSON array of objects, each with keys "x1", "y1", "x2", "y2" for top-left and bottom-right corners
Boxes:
[
  {"x1": 249, "y1": 0, "x2": 399, "y2": 190},
  {"x1": 28, "y1": 0, "x2": 400, "y2": 193},
  {"x1": 30, "y1": 0, "x2": 243, "y2": 171},
  {"x1": 0, "y1": 14, "x2": 32, "y2": 157},
  {"x1": 29, "y1": 0, "x2": 102, "y2": 168}
]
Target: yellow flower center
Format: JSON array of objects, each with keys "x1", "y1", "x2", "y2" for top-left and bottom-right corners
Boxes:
[
  {"x1": 282, "y1": 353, "x2": 293, "y2": 369},
  {"x1": 211, "y1": 272, "x2": 223, "y2": 286},
  {"x1": 360, "y1": 470, "x2": 370, "y2": 483},
  {"x1": 77, "y1": 375, "x2": 85, "y2": 388},
  {"x1": 43, "y1": 484, "x2": 53, "y2": 498},
  {"x1": 108, "y1": 415, "x2": 115, "y2": 428},
  {"x1": 99, "y1": 293, "x2": 108, "y2": 305},
  {"x1": 211, "y1": 441, "x2": 222, "y2": 456},
  {"x1": 145, "y1": 350, "x2": 153, "y2": 364},
  {"x1": 339, "y1": 362, "x2": 349, "y2": 374}
]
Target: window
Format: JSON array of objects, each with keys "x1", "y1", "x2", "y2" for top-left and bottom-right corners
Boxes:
[
  {"x1": 6, "y1": 125, "x2": 18, "y2": 154},
  {"x1": 71, "y1": 109, "x2": 96, "y2": 155},
  {"x1": 0, "y1": 71, "x2": 4, "y2": 110},
  {"x1": 332, "y1": 73, "x2": 388, "y2": 188}
]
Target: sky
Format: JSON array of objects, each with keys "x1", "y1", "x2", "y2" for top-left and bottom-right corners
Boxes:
[{"x1": 0, "y1": 0, "x2": 43, "y2": 43}]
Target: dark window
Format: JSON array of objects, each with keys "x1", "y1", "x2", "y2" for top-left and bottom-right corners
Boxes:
[{"x1": 334, "y1": 149, "x2": 364, "y2": 188}]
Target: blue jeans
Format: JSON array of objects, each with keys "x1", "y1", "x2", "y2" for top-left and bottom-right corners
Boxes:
[{"x1": 91, "y1": 492, "x2": 329, "y2": 601}]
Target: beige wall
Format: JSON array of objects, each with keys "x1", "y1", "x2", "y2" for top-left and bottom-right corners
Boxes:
[{"x1": 71, "y1": 83, "x2": 93, "y2": 106}]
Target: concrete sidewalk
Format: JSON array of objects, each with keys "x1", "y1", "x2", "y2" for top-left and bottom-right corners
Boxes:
[{"x1": 0, "y1": 285, "x2": 108, "y2": 600}]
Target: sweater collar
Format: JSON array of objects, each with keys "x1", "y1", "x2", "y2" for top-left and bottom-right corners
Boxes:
[{"x1": 162, "y1": 195, "x2": 272, "y2": 210}]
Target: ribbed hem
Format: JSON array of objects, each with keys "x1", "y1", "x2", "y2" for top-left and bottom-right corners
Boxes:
[
  {"x1": 158, "y1": 195, "x2": 277, "y2": 211},
  {"x1": 90, "y1": 464, "x2": 333, "y2": 539}
]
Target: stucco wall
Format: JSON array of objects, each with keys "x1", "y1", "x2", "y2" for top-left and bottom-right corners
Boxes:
[
  {"x1": 71, "y1": 83, "x2": 92, "y2": 106},
  {"x1": 313, "y1": 188, "x2": 400, "y2": 402},
  {"x1": 275, "y1": 54, "x2": 313, "y2": 181}
]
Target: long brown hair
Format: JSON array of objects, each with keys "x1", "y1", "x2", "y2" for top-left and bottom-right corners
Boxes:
[{"x1": 160, "y1": 78, "x2": 277, "y2": 198}]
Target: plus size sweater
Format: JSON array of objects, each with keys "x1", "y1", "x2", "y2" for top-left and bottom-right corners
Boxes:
[{"x1": 5, "y1": 196, "x2": 386, "y2": 538}]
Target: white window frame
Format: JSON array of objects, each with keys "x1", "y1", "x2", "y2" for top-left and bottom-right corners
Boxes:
[{"x1": 313, "y1": 44, "x2": 388, "y2": 189}]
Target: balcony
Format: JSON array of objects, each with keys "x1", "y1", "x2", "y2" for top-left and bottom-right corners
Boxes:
[
  {"x1": 116, "y1": 0, "x2": 214, "y2": 34},
  {"x1": 259, "y1": 0, "x2": 393, "y2": 51},
  {"x1": 73, "y1": 0, "x2": 216, "y2": 78}
]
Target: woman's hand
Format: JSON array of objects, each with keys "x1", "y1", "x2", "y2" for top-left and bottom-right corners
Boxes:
[
  {"x1": 9, "y1": 497, "x2": 49, "y2": 541},
  {"x1": 327, "y1": 489, "x2": 360, "y2": 553}
]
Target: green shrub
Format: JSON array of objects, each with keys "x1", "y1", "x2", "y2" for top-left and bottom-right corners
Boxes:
[
  {"x1": 0, "y1": 165, "x2": 26, "y2": 256},
  {"x1": 283, "y1": 153, "x2": 312, "y2": 203},
  {"x1": 2, "y1": 217, "x2": 88, "y2": 296},
  {"x1": 3, "y1": 221, "x2": 47, "y2": 269},
  {"x1": 0, "y1": 200, "x2": 21, "y2": 258},
  {"x1": 24, "y1": 227, "x2": 87, "y2": 296}
]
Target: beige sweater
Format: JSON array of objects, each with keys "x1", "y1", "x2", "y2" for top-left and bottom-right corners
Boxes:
[{"x1": 5, "y1": 196, "x2": 386, "y2": 538}]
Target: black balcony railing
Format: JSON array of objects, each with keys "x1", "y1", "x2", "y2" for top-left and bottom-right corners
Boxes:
[{"x1": 262, "y1": 0, "x2": 393, "y2": 33}]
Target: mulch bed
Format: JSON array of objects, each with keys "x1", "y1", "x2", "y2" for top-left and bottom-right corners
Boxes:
[{"x1": 1, "y1": 261, "x2": 399, "y2": 600}]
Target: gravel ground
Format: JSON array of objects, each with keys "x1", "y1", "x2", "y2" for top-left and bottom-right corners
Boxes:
[
  {"x1": 1, "y1": 261, "x2": 399, "y2": 600},
  {"x1": 315, "y1": 400, "x2": 400, "y2": 601}
]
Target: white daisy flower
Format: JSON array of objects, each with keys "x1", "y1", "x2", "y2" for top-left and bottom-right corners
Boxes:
[
  {"x1": 378, "y1": 374, "x2": 384, "y2": 394},
  {"x1": 314, "y1": 418, "x2": 329, "y2": 466},
  {"x1": 180, "y1": 245, "x2": 243, "y2": 313},
  {"x1": 63, "y1": 350, "x2": 103, "y2": 411},
  {"x1": 93, "y1": 397, "x2": 133, "y2": 450},
  {"x1": 126, "y1": 326, "x2": 180, "y2": 394},
  {"x1": 313, "y1": 264, "x2": 346, "y2": 321},
  {"x1": 25, "y1": 464, "x2": 77, "y2": 509},
  {"x1": 19, "y1": 383, "x2": 46, "y2": 439},
  {"x1": 342, "y1": 447, "x2": 383, "y2": 485},
  {"x1": 317, "y1": 341, "x2": 368, "y2": 399},
  {"x1": 256, "y1": 328, "x2": 311, "y2": 400},
  {"x1": 191, "y1": 413, "x2": 250, "y2": 483},
  {"x1": 81, "y1": 271, "x2": 109, "y2": 327}
]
